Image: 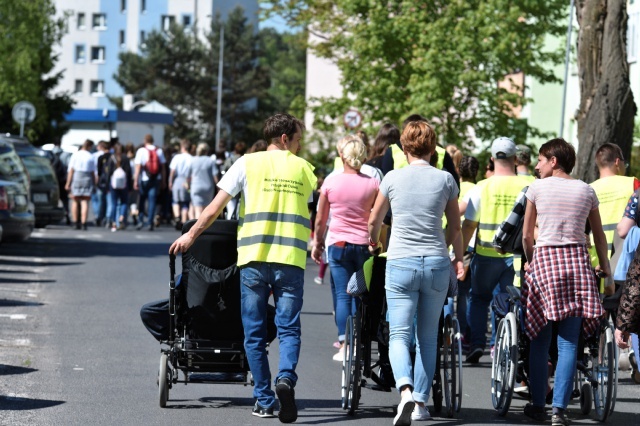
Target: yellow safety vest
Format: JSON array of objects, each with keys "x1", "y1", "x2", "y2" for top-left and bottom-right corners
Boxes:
[
  {"x1": 390, "y1": 144, "x2": 445, "y2": 170},
  {"x1": 475, "y1": 175, "x2": 533, "y2": 258},
  {"x1": 237, "y1": 151, "x2": 317, "y2": 269},
  {"x1": 589, "y1": 175, "x2": 636, "y2": 257},
  {"x1": 333, "y1": 156, "x2": 343, "y2": 171},
  {"x1": 460, "y1": 181, "x2": 475, "y2": 200}
]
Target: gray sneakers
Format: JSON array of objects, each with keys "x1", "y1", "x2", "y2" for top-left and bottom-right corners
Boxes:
[{"x1": 252, "y1": 402, "x2": 275, "y2": 418}]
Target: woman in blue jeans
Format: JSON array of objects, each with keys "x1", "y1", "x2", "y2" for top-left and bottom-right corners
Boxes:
[
  {"x1": 368, "y1": 120, "x2": 463, "y2": 425},
  {"x1": 311, "y1": 135, "x2": 380, "y2": 361},
  {"x1": 522, "y1": 138, "x2": 611, "y2": 426}
]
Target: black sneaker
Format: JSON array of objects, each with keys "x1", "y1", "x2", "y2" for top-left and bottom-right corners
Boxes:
[
  {"x1": 465, "y1": 347, "x2": 483, "y2": 364},
  {"x1": 276, "y1": 377, "x2": 297, "y2": 423},
  {"x1": 551, "y1": 412, "x2": 570, "y2": 426},
  {"x1": 252, "y1": 402, "x2": 276, "y2": 418},
  {"x1": 524, "y1": 403, "x2": 547, "y2": 422}
]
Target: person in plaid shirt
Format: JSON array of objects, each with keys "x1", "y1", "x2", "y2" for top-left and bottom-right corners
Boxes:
[{"x1": 521, "y1": 138, "x2": 612, "y2": 426}]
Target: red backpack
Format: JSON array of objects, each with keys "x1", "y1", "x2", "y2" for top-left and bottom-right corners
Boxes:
[{"x1": 145, "y1": 147, "x2": 160, "y2": 176}]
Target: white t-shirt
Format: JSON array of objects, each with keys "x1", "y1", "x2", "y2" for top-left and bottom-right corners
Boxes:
[
  {"x1": 68, "y1": 150, "x2": 96, "y2": 173},
  {"x1": 218, "y1": 154, "x2": 313, "y2": 203},
  {"x1": 134, "y1": 145, "x2": 166, "y2": 181},
  {"x1": 169, "y1": 153, "x2": 192, "y2": 178}
]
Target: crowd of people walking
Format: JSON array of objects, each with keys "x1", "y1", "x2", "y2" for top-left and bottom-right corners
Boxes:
[
  {"x1": 53, "y1": 110, "x2": 640, "y2": 425},
  {"x1": 55, "y1": 135, "x2": 266, "y2": 232}
]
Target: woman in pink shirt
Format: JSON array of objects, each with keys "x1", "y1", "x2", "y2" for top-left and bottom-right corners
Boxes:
[{"x1": 312, "y1": 135, "x2": 380, "y2": 361}]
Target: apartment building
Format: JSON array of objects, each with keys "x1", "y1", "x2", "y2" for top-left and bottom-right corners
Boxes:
[{"x1": 53, "y1": 0, "x2": 259, "y2": 110}]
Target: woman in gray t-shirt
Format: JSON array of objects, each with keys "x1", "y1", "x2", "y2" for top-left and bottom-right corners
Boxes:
[{"x1": 368, "y1": 121, "x2": 463, "y2": 424}]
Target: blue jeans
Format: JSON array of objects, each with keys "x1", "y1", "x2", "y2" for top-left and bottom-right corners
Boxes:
[
  {"x1": 240, "y1": 262, "x2": 304, "y2": 408},
  {"x1": 632, "y1": 333, "x2": 639, "y2": 359},
  {"x1": 456, "y1": 272, "x2": 471, "y2": 338},
  {"x1": 138, "y1": 179, "x2": 158, "y2": 227},
  {"x1": 109, "y1": 188, "x2": 129, "y2": 226},
  {"x1": 529, "y1": 317, "x2": 582, "y2": 409},
  {"x1": 327, "y1": 243, "x2": 370, "y2": 341},
  {"x1": 467, "y1": 254, "x2": 514, "y2": 350},
  {"x1": 386, "y1": 256, "x2": 449, "y2": 403}
]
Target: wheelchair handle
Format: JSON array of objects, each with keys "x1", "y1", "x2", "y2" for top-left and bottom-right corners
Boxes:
[{"x1": 169, "y1": 254, "x2": 176, "y2": 282}]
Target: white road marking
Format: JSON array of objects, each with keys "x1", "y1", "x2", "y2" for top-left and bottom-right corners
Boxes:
[
  {"x1": 0, "y1": 339, "x2": 31, "y2": 346},
  {"x1": 0, "y1": 314, "x2": 28, "y2": 320}
]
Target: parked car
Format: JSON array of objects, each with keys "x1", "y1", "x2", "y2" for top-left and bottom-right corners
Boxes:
[
  {"x1": 0, "y1": 179, "x2": 34, "y2": 241},
  {"x1": 2, "y1": 135, "x2": 65, "y2": 228}
]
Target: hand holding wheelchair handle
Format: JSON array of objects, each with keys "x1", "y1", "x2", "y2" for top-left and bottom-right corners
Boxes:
[
  {"x1": 594, "y1": 264, "x2": 615, "y2": 296},
  {"x1": 615, "y1": 328, "x2": 630, "y2": 349}
]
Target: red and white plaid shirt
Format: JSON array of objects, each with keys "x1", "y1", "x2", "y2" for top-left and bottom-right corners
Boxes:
[{"x1": 522, "y1": 244, "x2": 603, "y2": 340}]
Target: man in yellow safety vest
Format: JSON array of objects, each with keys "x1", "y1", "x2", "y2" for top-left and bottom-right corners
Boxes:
[
  {"x1": 461, "y1": 137, "x2": 532, "y2": 363},
  {"x1": 170, "y1": 114, "x2": 316, "y2": 423}
]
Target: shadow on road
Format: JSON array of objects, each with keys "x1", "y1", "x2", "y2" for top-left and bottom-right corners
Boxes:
[
  {"x1": 0, "y1": 300, "x2": 44, "y2": 307},
  {"x1": 0, "y1": 236, "x2": 170, "y2": 260},
  {"x1": 0, "y1": 395, "x2": 64, "y2": 410},
  {"x1": 0, "y1": 364, "x2": 37, "y2": 376}
]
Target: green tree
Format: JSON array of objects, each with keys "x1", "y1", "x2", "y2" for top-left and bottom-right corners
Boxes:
[
  {"x1": 114, "y1": 23, "x2": 207, "y2": 143},
  {"x1": 264, "y1": 0, "x2": 568, "y2": 149},
  {"x1": 0, "y1": 0, "x2": 73, "y2": 144},
  {"x1": 258, "y1": 28, "x2": 307, "y2": 120},
  {"x1": 115, "y1": 7, "x2": 271, "y2": 145}
]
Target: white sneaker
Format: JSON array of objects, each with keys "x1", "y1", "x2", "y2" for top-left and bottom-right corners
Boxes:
[
  {"x1": 393, "y1": 396, "x2": 415, "y2": 426},
  {"x1": 332, "y1": 345, "x2": 345, "y2": 361},
  {"x1": 314, "y1": 276, "x2": 323, "y2": 285},
  {"x1": 411, "y1": 404, "x2": 430, "y2": 421}
]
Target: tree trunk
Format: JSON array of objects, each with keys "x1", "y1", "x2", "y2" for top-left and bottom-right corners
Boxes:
[{"x1": 575, "y1": 0, "x2": 636, "y2": 182}]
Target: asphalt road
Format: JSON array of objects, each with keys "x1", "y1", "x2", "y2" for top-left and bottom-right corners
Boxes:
[{"x1": 0, "y1": 224, "x2": 639, "y2": 425}]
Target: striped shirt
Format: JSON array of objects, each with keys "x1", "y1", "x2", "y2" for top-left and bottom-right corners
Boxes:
[{"x1": 525, "y1": 177, "x2": 598, "y2": 247}]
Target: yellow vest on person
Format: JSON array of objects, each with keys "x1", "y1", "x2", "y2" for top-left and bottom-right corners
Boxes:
[
  {"x1": 460, "y1": 181, "x2": 475, "y2": 200},
  {"x1": 333, "y1": 156, "x2": 343, "y2": 171},
  {"x1": 237, "y1": 151, "x2": 317, "y2": 269},
  {"x1": 475, "y1": 175, "x2": 534, "y2": 258},
  {"x1": 589, "y1": 175, "x2": 636, "y2": 257},
  {"x1": 390, "y1": 144, "x2": 445, "y2": 170}
]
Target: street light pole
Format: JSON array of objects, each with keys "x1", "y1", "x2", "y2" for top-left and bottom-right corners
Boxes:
[
  {"x1": 560, "y1": 0, "x2": 575, "y2": 138},
  {"x1": 215, "y1": 26, "x2": 224, "y2": 148}
]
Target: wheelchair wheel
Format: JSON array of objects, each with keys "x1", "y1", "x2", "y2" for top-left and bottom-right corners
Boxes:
[
  {"x1": 580, "y1": 382, "x2": 592, "y2": 415},
  {"x1": 592, "y1": 325, "x2": 615, "y2": 422},
  {"x1": 491, "y1": 312, "x2": 517, "y2": 416},
  {"x1": 442, "y1": 316, "x2": 455, "y2": 418},
  {"x1": 158, "y1": 353, "x2": 169, "y2": 408},
  {"x1": 452, "y1": 317, "x2": 463, "y2": 413},
  {"x1": 341, "y1": 315, "x2": 362, "y2": 415}
]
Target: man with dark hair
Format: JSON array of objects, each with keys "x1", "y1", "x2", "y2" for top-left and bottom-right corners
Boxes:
[
  {"x1": 93, "y1": 140, "x2": 113, "y2": 227},
  {"x1": 590, "y1": 143, "x2": 640, "y2": 284},
  {"x1": 515, "y1": 144, "x2": 533, "y2": 176},
  {"x1": 170, "y1": 114, "x2": 316, "y2": 423}
]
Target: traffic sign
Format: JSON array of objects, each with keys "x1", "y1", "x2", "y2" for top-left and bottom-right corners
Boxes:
[
  {"x1": 343, "y1": 110, "x2": 362, "y2": 129},
  {"x1": 12, "y1": 101, "x2": 36, "y2": 137}
]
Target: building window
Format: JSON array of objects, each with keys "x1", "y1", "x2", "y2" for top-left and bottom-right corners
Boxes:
[
  {"x1": 120, "y1": 0, "x2": 126, "y2": 12},
  {"x1": 90, "y1": 80, "x2": 105, "y2": 97},
  {"x1": 92, "y1": 13, "x2": 107, "y2": 30},
  {"x1": 74, "y1": 80, "x2": 83, "y2": 95},
  {"x1": 629, "y1": 12, "x2": 639, "y2": 63},
  {"x1": 161, "y1": 15, "x2": 175, "y2": 32},
  {"x1": 77, "y1": 13, "x2": 86, "y2": 30},
  {"x1": 75, "y1": 45, "x2": 86, "y2": 63},
  {"x1": 119, "y1": 30, "x2": 125, "y2": 47},
  {"x1": 182, "y1": 15, "x2": 192, "y2": 28},
  {"x1": 91, "y1": 46, "x2": 106, "y2": 63},
  {"x1": 141, "y1": 0, "x2": 146, "y2": 13}
]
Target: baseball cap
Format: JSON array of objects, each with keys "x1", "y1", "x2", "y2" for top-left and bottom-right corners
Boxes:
[
  {"x1": 515, "y1": 144, "x2": 531, "y2": 164},
  {"x1": 491, "y1": 137, "x2": 516, "y2": 159}
]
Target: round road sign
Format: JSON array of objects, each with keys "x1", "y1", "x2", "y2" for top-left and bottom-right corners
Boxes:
[
  {"x1": 343, "y1": 110, "x2": 362, "y2": 129},
  {"x1": 12, "y1": 101, "x2": 36, "y2": 124}
]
